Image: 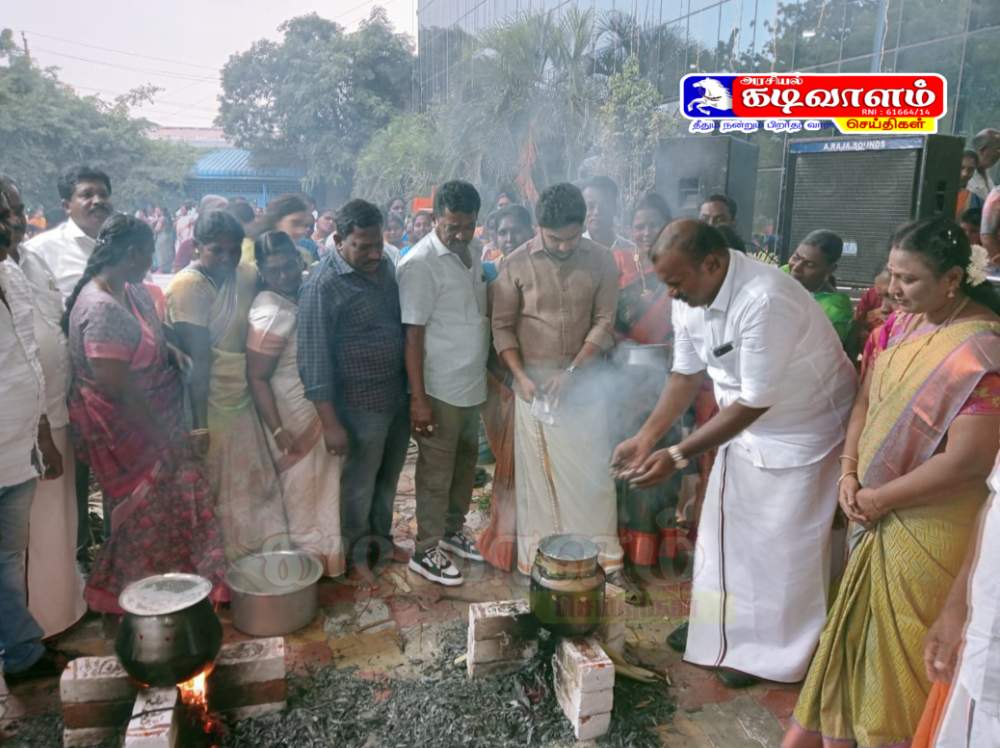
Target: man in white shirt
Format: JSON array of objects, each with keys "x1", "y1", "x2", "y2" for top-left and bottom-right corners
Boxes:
[
  {"x1": 967, "y1": 129, "x2": 1000, "y2": 204},
  {"x1": 398, "y1": 181, "x2": 490, "y2": 586},
  {"x1": 613, "y1": 219, "x2": 856, "y2": 688},
  {"x1": 22, "y1": 165, "x2": 112, "y2": 299},
  {"x1": 924, "y1": 457, "x2": 1000, "y2": 747},
  {"x1": 0, "y1": 213, "x2": 65, "y2": 685}
]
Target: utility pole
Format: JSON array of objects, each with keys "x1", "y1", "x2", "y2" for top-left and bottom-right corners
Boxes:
[{"x1": 20, "y1": 31, "x2": 29, "y2": 59}]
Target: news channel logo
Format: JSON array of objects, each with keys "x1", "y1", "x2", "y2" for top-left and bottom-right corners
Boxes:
[{"x1": 680, "y1": 74, "x2": 738, "y2": 118}]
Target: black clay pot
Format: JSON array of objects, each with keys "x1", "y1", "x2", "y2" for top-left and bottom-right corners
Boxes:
[{"x1": 529, "y1": 534, "x2": 606, "y2": 637}]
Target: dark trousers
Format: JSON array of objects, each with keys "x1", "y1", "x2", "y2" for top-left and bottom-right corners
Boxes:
[
  {"x1": 339, "y1": 401, "x2": 410, "y2": 570},
  {"x1": 414, "y1": 396, "x2": 480, "y2": 555},
  {"x1": 74, "y1": 457, "x2": 93, "y2": 558}
]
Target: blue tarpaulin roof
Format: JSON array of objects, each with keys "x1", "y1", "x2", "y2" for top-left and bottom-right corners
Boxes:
[{"x1": 189, "y1": 148, "x2": 304, "y2": 180}]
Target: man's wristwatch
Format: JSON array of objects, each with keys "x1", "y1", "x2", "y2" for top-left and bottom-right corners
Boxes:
[
  {"x1": 667, "y1": 445, "x2": 689, "y2": 469},
  {"x1": 565, "y1": 365, "x2": 577, "y2": 376}
]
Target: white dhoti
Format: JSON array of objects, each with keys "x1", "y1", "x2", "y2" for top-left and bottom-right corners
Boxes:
[
  {"x1": 26, "y1": 427, "x2": 87, "y2": 637},
  {"x1": 934, "y1": 681, "x2": 1000, "y2": 747},
  {"x1": 684, "y1": 442, "x2": 840, "y2": 682},
  {"x1": 513, "y1": 396, "x2": 624, "y2": 576}
]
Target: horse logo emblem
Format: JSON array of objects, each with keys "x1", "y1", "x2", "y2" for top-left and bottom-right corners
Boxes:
[{"x1": 686, "y1": 77, "x2": 733, "y2": 115}]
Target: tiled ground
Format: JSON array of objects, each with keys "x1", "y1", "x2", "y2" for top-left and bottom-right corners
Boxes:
[{"x1": 1, "y1": 453, "x2": 798, "y2": 745}]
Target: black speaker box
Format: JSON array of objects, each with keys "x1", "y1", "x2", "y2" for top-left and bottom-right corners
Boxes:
[
  {"x1": 654, "y1": 135, "x2": 759, "y2": 242},
  {"x1": 777, "y1": 134, "x2": 965, "y2": 286}
]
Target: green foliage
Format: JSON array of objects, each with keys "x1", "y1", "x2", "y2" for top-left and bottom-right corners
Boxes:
[
  {"x1": 217, "y1": 9, "x2": 413, "y2": 198},
  {"x1": 354, "y1": 113, "x2": 440, "y2": 205},
  {"x1": 0, "y1": 38, "x2": 196, "y2": 211}
]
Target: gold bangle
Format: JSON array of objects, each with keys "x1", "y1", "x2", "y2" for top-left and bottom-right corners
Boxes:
[
  {"x1": 836, "y1": 472, "x2": 858, "y2": 487},
  {"x1": 272, "y1": 426, "x2": 285, "y2": 438},
  {"x1": 839, "y1": 454, "x2": 858, "y2": 463},
  {"x1": 190, "y1": 428, "x2": 209, "y2": 437}
]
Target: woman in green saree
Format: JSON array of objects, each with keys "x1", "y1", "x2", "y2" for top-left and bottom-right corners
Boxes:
[
  {"x1": 784, "y1": 219, "x2": 1000, "y2": 748},
  {"x1": 166, "y1": 210, "x2": 289, "y2": 561}
]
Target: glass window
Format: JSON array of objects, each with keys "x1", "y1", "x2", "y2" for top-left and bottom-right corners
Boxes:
[
  {"x1": 753, "y1": 169, "x2": 782, "y2": 236},
  {"x1": 898, "y1": 0, "x2": 968, "y2": 47},
  {"x1": 969, "y1": 0, "x2": 1000, "y2": 31},
  {"x1": 690, "y1": 0, "x2": 721, "y2": 11},
  {"x1": 655, "y1": 19, "x2": 688, "y2": 97},
  {"x1": 896, "y1": 36, "x2": 961, "y2": 132},
  {"x1": 660, "y1": 0, "x2": 689, "y2": 24},
  {"x1": 793, "y1": 0, "x2": 846, "y2": 69},
  {"x1": 838, "y1": 53, "x2": 872, "y2": 72},
  {"x1": 718, "y1": 0, "x2": 739, "y2": 69},
  {"x1": 842, "y1": 0, "x2": 879, "y2": 60},
  {"x1": 955, "y1": 32, "x2": 1000, "y2": 137},
  {"x1": 687, "y1": 5, "x2": 722, "y2": 72}
]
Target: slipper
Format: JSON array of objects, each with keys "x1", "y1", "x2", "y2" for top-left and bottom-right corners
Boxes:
[
  {"x1": 666, "y1": 621, "x2": 688, "y2": 653},
  {"x1": 715, "y1": 668, "x2": 761, "y2": 689},
  {"x1": 605, "y1": 569, "x2": 649, "y2": 606}
]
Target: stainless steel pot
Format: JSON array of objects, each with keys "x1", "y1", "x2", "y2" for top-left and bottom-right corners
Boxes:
[
  {"x1": 617, "y1": 341, "x2": 671, "y2": 369},
  {"x1": 115, "y1": 574, "x2": 222, "y2": 687},
  {"x1": 226, "y1": 550, "x2": 322, "y2": 636}
]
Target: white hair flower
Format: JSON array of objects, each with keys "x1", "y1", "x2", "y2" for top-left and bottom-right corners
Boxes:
[{"x1": 967, "y1": 244, "x2": 990, "y2": 287}]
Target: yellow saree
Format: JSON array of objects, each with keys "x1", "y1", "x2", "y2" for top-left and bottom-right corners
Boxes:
[{"x1": 793, "y1": 317, "x2": 1000, "y2": 747}]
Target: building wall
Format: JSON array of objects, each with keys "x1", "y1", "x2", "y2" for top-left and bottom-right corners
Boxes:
[{"x1": 417, "y1": 0, "x2": 1000, "y2": 229}]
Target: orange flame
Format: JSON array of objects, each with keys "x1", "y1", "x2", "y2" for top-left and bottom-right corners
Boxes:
[{"x1": 178, "y1": 665, "x2": 212, "y2": 710}]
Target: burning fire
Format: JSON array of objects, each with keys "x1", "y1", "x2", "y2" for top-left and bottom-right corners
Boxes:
[
  {"x1": 178, "y1": 664, "x2": 213, "y2": 710},
  {"x1": 178, "y1": 664, "x2": 225, "y2": 742}
]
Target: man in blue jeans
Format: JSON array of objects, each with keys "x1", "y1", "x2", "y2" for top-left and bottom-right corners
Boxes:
[{"x1": 1, "y1": 206, "x2": 66, "y2": 684}]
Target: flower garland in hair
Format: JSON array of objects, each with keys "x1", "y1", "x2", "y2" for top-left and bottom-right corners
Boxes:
[{"x1": 967, "y1": 244, "x2": 990, "y2": 287}]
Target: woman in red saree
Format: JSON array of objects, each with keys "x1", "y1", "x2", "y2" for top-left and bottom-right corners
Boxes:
[
  {"x1": 611, "y1": 192, "x2": 682, "y2": 580},
  {"x1": 63, "y1": 215, "x2": 227, "y2": 614}
]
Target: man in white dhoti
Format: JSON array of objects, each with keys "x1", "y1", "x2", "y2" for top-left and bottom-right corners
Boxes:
[
  {"x1": 613, "y1": 219, "x2": 856, "y2": 688},
  {"x1": 924, "y1": 456, "x2": 1000, "y2": 747},
  {"x1": 491, "y1": 183, "x2": 627, "y2": 584}
]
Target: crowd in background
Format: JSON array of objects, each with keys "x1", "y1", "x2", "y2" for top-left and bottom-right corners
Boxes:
[{"x1": 2, "y1": 133, "x2": 1000, "y2": 748}]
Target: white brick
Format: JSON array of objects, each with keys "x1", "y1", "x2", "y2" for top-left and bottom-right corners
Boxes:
[
  {"x1": 468, "y1": 600, "x2": 537, "y2": 641},
  {"x1": 123, "y1": 687, "x2": 179, "y2": 748},
  {"x1": 468, "y1": 630, "x2": 539, "y2": 664},
  {"x1": 210, "y1": 637, "x2": 285, "y2": 690},
  {"x1": 575, "y1": 711, "x2": 612, "y2": 741},
  {"x1": 596, "y1": 621, "x2": 626, "y2": 658},
  {"x1": 603, "y1": 583, "x2": 627, "y2": 621},
  {"x1": 554, "y1": 637, "x2": 615, "y2": 693},
  {"x1": 59, "y1": 656, "x2": 137, "y2": 704},
  {"x1": 552, "y1": 655, "x2": 614, "y2": 718},
  {"x1": 62, "y1": 726, "x2": 121, "y2": 747},
  {"x1": 467, "y1": 658, "x2": 530, "y2": 679}
]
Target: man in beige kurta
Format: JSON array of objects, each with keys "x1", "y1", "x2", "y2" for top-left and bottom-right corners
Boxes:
[{"x1": 490, "y1": 182, "x2": 625, "y2": 576}]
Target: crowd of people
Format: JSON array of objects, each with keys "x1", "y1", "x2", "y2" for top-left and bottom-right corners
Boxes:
[{"x1": 2, "y1": 145, "x2": 1000, "y2": 748}]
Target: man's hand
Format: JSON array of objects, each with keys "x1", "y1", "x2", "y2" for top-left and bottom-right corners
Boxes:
[
  {"x1": 924, "y1": 601, "x2": 967, "y2": 683},
  {"x1": 543, "y1": 371, "x2": 571, "y2": 408},
  {"x1": 38, "y1": 431, "x2": 63, "y2": 480},
  {"x1": 610, "y1": 434, "x2": 655, "y2": 479},
  {"x1": 628, "y1": 448, "x2": 677, "y2": 488},
  {"x1": 274, "y1": 428, "x2": 297, "y2": 455},
  {"x1": 411, "y1": 395, "x2": 436, "y2": 438},
  {"x1": 514, "y1": 375, "x2": 538, "y2": 404},
  {"x1": 322, "y1": 421, "x2": 349, "y2": 456}
]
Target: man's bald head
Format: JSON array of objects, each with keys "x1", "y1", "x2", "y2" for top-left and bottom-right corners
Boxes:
[
  {"x1": 650, "y1": 219, "x2": 731, "y2": 307},
  {"x1": 651, "y1": 218, "x2": 729, "y2": 264}
]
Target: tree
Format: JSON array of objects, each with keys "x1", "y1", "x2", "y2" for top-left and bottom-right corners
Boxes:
[
  {"x1": 353, "y1": 113, "x2": 441, "y2": 203},
  {"x1": 217, "y1": 10, "x2": 413, "y2": 201},
  {"x1": 0, "y1": 35, "x2": 195, "y2": 211}
]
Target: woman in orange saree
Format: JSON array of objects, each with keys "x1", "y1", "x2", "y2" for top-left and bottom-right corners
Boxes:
[{"x1": 784, "y1": 219, "x2": 1000, "y2": 748}]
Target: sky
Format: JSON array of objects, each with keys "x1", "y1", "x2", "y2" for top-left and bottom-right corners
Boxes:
[{"x1": 6, "y1": 0, "x2": 416, "y2": 128}]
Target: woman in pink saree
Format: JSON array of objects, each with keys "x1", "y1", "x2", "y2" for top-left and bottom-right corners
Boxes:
[{"x1": 63, "y1": 215, "x2": 227, "y2": 614}]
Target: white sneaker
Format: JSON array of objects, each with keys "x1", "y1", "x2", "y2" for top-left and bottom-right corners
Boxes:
[
  {"x1": 439, "y1": 531, "x2": 484, "y2": 562},
  {"x1": 408, "y1": 547, "x2": 464, "y2": 586}
]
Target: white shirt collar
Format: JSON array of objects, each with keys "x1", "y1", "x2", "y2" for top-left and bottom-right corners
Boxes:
[{"x1": 707, "y1": 249, "x2": 739, "y2": 314}]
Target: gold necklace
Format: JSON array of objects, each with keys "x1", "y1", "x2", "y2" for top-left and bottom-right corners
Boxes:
[
  {"x1": 876, "y1": 297, "x2": 969, "y2": 401},
  {"x1": 632, "y1": 249, "x2": 650, "y2": 297}
]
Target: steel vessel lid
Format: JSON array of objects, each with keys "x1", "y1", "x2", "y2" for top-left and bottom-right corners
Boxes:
[
  {"x1": 537, "y1": 534, "x2": 599, "y2": 562},
  {"x1": 119, "y1": 573, "x2": 213, "y2": 616}
]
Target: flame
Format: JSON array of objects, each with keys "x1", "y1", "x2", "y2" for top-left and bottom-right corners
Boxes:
[{"x1": 178, "y1": 665, "x2": 212, "y2": 710}]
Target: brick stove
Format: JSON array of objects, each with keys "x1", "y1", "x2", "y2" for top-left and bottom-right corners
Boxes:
[
  {"x1": 59, "y1": 637, "x2": 287, "y2": 747},
  {"x1": 465, "y1": 584, "x2": 627, "y2": 741}
]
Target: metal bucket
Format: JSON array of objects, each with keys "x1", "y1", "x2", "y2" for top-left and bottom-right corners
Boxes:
[{"x1": 226, "y1": 551, "x2": 322, "y2": 636}]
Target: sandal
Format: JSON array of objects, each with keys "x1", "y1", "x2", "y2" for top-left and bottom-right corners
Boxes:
[{"x1": 605, "y1": 569, "x2": 649, "y2": 606}]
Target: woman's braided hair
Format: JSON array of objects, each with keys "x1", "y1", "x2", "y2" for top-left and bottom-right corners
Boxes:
[{"x1": 61, "y1": 213, "x2": 153, "y2": 334}]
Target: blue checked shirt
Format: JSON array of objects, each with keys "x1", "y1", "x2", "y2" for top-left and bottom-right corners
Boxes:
[{"x1": 297, "y1": 249, "x2": 407, "y2": 413}]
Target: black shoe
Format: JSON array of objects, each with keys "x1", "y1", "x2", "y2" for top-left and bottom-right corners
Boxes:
[
  {"x1": 4, "y1": 650, "x2": 66, "y2": 685},
  {"x1": 667, "y1": 622, "x2": 688, "y2": 653},
  {"x1": 408, "y1": 547, "x2": 464, "y2": 586},
  {"x1": 440, "y1": 531, "x2": 484, "y2": 562},
  {"x1": 715, "y1": 668, "x2": 761, "y2": 689}
]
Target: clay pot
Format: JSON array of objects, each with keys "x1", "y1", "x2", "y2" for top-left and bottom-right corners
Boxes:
[{"x1": 529, "y1": 534, "x2": 606, "y2": 637}]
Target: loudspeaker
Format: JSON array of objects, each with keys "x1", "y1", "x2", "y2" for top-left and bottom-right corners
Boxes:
[
  {"x1": 777, "y1": 134, "x2": 965, "y2": 286},
  {"x1": 654, "y1": 135, "x2": 759, "y2": 242}
]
